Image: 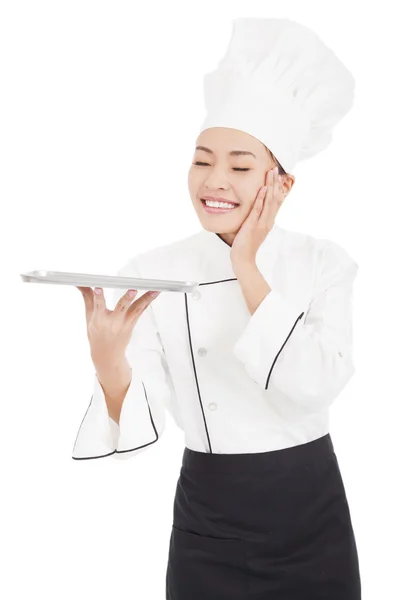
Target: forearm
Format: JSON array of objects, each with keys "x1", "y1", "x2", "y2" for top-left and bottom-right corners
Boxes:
[
  {"x1": 92, "y1": 356, "x2": 132, "y2": 425},
  {"x1": 233, "y1": 261, "x2": 272, "y2": 316}
]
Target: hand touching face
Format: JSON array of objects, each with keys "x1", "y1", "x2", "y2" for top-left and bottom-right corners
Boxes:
[{"x1": 230, "y1": 165, "x2": 286, "y2": 265}]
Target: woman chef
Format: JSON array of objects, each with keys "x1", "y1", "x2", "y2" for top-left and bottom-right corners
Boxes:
[{"x1": 74, "y1": 17, "x2": 362, "y2": 600}]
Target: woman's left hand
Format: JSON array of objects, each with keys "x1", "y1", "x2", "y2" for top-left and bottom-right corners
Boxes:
[{"x1": 230, "y1": 166, "x2": 285, "y2": 267}]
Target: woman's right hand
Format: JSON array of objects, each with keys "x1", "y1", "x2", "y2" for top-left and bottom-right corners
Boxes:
[{"x1": 76, "y1": 286, "x2": 161, "y2": 366}]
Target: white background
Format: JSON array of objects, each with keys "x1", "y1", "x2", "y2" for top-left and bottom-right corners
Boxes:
[{"x1": 2, "y1": 1, "x2": 399, "y2": 598}]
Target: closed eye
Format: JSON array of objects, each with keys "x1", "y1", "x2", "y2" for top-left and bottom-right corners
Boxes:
[{"x1": 193, "y1": 162, "x2": 250, "y2": 172}]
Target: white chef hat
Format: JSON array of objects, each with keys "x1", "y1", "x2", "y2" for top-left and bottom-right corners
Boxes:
[{"x1": 198, "y1": 17, "x2": 355, "y2": 174}]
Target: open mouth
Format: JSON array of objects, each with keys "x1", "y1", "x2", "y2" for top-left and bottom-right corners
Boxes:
[{"x1": 201, "y1": 199, "x2": 240, "y2": 213}]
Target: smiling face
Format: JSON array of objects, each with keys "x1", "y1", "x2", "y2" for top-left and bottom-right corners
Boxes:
[{"x1": 188, "y1": 127, "x2": 295, "y2": 246}]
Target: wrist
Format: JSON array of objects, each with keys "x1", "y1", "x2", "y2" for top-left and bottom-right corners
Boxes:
[
  {"x1": 91, "y1": 353, "x2": 129, "y2": 373},
  {"x1": 232, "y1": 259, "x2": 258, "y2": 278}
]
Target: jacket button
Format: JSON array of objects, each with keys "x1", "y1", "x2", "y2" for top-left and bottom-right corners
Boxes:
[
  {"x1": 338, "y1": 351, "x2": 343, "y2": 357},
  {"x1": 192, "y1": 291, "x2": 201, "y2": 300},
  {"x1": 197, "y1": 347, "x2": 207, "y2": 356},
  {"x1": 208, "y1": 402, "x2": 218, "y2": 411}
]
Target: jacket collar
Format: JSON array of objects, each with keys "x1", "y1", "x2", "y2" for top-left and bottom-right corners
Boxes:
[{"x1": 197, "y1": 221, "x2": 282, "y2": 284}]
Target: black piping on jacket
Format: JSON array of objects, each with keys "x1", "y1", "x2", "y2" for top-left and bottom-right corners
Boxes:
[
  {"x1": 184, "y1": 277, "x2": 238, "y2": 455},
  {"x1": 265, "y1": 311, "x2": 305, "y2": 390},
  {"x1": 184, "y1": 291, "x2": 212, "y2": 454}
]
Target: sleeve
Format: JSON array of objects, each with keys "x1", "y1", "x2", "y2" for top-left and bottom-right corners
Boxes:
[
  {"x1": 231, "y1": 241, "x2": 359, "y2": 413},
  {"x1": 72, "y1": 257, "x2": 181, "y2": 460}
]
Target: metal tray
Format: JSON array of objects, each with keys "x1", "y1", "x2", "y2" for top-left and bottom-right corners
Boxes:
[{"x1": 20, "y1": 270, "x2": 199, "y2": 293}]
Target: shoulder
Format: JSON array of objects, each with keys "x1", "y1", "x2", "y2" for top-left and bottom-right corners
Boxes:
[
  {"x1": 276, "y1": 224, "x2": 359, "y2": 289},
  {"x1": 278, "y1": 224, "x2": 357, "y2": 266}
]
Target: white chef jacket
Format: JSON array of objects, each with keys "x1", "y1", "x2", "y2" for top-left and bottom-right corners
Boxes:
[{"x1": 72, "y1": 222, "x2": 359, "y2": 460}]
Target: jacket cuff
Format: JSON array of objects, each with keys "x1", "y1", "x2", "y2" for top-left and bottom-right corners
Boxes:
[
  {"x1": 72, "y1": 371, "x2": 160, "y2": 460},
  {"x1": 232, "y1": 289, "x2": 305, "y2": 389}
]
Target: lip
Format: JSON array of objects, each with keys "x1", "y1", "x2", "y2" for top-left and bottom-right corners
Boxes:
[{"x1": 201, "y1": 195, "x2": 239, "y2": 205}]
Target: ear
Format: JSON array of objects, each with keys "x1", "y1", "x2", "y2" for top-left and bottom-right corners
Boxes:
[{"x1": 279, "y1": 173, "x2": 292, "y2": 193}]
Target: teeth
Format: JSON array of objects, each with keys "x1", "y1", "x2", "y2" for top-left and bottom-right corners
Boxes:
[{"x1": 204, "y1": 200, "x2": 237, "y2": 209}]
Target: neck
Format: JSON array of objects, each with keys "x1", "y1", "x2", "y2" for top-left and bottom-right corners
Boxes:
[{"x1": 216, "y1": 232, "x2": 235, "y2": 247}]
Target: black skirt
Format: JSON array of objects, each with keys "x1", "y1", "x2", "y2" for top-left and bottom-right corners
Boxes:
[{"x1": 165, "y1": 433, "x2": 361, "y2": 599}]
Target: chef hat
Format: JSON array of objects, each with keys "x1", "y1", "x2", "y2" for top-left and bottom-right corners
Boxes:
[{"x1": 198, "y1": 17, "x2": 355, "y2": 174}]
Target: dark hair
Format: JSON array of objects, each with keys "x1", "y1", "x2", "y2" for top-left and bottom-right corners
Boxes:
[{"x1": 263, "y1": 144, "x2": 287, "y2": 176}]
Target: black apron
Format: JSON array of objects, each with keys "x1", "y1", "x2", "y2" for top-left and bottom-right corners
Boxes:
[{"x1": 165, "y1": 433, "x2": 361, "y2": 599}]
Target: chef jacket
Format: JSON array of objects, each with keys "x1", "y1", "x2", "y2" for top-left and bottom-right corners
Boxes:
[{"x1": 71, "y1": 222, "x2": 359, "y2": 460}]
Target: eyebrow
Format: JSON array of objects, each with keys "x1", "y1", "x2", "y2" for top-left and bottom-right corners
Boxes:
[{"x1": 195, "y1": 145, "x2": 257, "y2": 159}]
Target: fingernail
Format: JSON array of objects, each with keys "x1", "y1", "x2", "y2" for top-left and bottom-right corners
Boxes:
[
  {"x1": 128, "y1": 290, "x2": 136, "y2": 297},
  {"x1": 94, "y1": 288, "x2": 102, "y2": 295},
  {"x1": 150, "y1": 291, "x2": 160, "y2": 297}
]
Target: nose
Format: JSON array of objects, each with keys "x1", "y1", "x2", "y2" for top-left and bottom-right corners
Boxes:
[{"x1": 202, "y1": 165, "x2": 232, "y2": 191}]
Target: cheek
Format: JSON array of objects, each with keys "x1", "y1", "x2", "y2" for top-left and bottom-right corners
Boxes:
[
  {"x1": 236, "y1": 179, "x2": 261, "y2": 204},
  {"x1": 188, "y1": 169, "x2": 201, "y2": 193}
]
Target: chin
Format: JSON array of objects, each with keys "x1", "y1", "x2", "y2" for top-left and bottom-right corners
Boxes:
[
  {"x1": 198, "y1": 221, "x2": 218, "y2": 233},
  {"x1": 194, "y1": 204, "x2": 241, "y2": 233}
]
